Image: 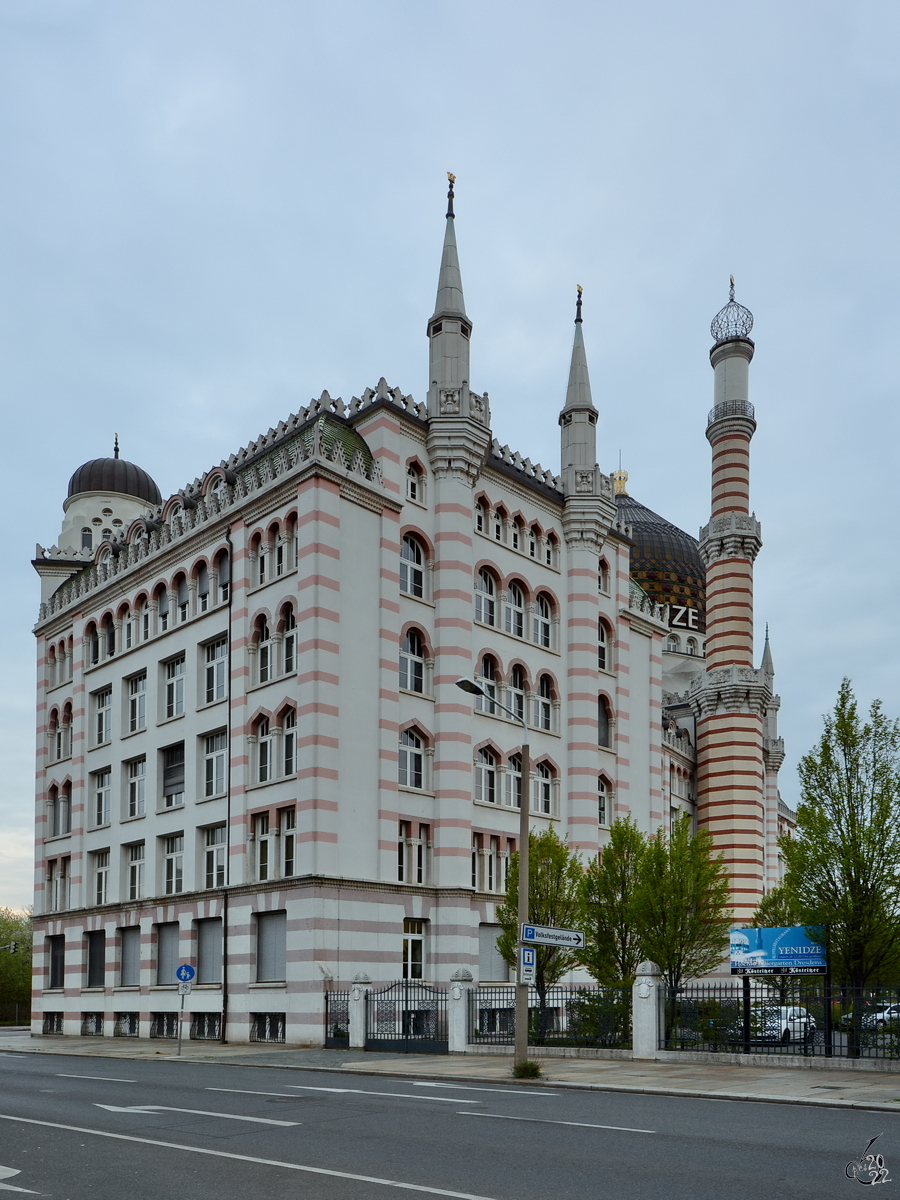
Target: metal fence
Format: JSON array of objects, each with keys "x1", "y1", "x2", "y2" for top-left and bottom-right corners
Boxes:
[
  {"x1": 365, "y1": 980, "x2": 448, "y2": 1053},
  {"x1": 470, "y1": 985, "x2": 632, "y2": 1049},
  {"x1": 324, "y1": 991, "x2": 350, "y2": 1047},
  {"x1": 0, "y1": 1002, "x2": 26, "y2": 1026},
  {"x1": 664, "y1": 981, "x2": 900, "y2": 1059}
]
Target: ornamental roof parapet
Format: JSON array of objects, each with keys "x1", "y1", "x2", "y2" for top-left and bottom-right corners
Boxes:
[
  {"x1": 663, "y1": 725, "x2": 696, "y2": 762},
  {"x1": 628, "y1": 578, "x2": 669, "y2": 625},
  {"x1": 488, "y1": 438, "x2": 562, "y2": 494}
]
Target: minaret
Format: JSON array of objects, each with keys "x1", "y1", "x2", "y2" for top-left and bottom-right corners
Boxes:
[
  {"x1": 426, "y1": 173, "x2": 475, "y2": 422},
  {"x1": 559, "y1": 286, "x2": 600, "y2": 497},
  {"x1": 760, "y1": 625, "x2": 785, "y2": 890},
  {"x1": 692, "y1": 280, "x2": 770, "y2": 923}
]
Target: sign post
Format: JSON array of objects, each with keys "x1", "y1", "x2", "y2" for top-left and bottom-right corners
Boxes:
[{"x1": 175, "y1": 964, "x2": 196, "y2": 1056}]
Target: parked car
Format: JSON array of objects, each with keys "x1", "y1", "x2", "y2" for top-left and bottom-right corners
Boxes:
[
  {"x1": 841, "y1": 1003, "x2": 900, "y2": 1030},
  {"x1": 753, "y1": 1005, "x2": 816, "y2": 1043}
]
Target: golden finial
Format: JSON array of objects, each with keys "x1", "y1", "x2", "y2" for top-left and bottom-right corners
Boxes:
[
  {"x1": 446, "y1": 173, "x2": 456, "y2": 218},
  {"x1": 612, "y1": 467, "x2": 629, "y2": 495},
  {"x1": 447, "y1": 172, "x2": 456, "y2": 184},
  {"x1": 577, "y1": 284, "x2": 583, "y2": 296}
]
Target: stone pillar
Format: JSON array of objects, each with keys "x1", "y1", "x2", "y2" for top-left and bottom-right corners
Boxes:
[
  {"x1": 448, "y1": 969, "x2": 473, "y2": 1053},
  {"x1": 349, "y1": 976, "x2": 369, "y2": 1050},
  {"x1": 632, "y1": 960, "x2": 663, "y2": 1059}
]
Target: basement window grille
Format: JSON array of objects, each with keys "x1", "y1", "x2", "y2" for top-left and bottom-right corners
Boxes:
[{"x1": 250, "y1": 1012, "x2": 285, "y2": 1043}]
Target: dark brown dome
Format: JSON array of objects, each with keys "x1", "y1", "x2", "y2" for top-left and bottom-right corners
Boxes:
[
  {"x1": 616, "y1": 493, "x2": 705, "y2": 629},
  {"x1": 67, "y1": 457, "x2": 162, "y2": 507}
]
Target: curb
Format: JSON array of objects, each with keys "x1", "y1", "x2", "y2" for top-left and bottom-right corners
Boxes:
[{"x1": 4, "y1": 1042, "x2": 900, "y2": 1112}]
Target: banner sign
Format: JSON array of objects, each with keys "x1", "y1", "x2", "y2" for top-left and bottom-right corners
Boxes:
[{"x1": 730, "y1": 926, "x2": 827, "y2": 975}]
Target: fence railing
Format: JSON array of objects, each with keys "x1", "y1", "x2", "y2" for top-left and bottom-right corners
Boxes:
[
  {"x1": 325, "y1": 991, "x2": 350, "y2": 1047},
  {"x1": 0, "y1": 1002, "x2": 26, "y2": 1026},
  {"x1": 664, "y1": 981, "x2": 900, "y2": 1059},
  {"x1": 470, "y1": 984, "x2": 632, "y2": 1049},
  {"x1": 366, "y1": 980, "x2": 448, "y2": 1053}
]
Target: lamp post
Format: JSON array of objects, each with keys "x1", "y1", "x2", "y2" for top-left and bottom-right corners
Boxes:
[{"x1": 456, "y1": 676, "x2": 531, "y2": 1068}]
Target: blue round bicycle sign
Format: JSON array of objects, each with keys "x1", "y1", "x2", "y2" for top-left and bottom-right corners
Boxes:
[{"x1": 176, "y1": 963, "x2": 195, "y2": 982}]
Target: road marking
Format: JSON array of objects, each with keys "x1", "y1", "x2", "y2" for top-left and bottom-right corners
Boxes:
[
  {"x1": 282, "y1": 1085, "x2": 478, "y2": 1104},
  {"x1": 0, "y1": 1113, "x2": 500, "y2": 1199},
  {"x1": 457, "y1": 1112, "x2": 655, "y2": 1134},
  {"x1": 57, "y1": 1074, "x2": 136, "y2": 1083},
  {"x1": 201, "y1": 1088, "x2": 298, "y2": 1097},
  {"x1": 413, "y1": 1082, "x2": 559, "y2": 1096},
  {"x1": 94, "y1": 1104, "x2": 299, "y2": 1127},
  {"x1": 0, "y1": 1167, "x2": 39, "y2": 1195}
]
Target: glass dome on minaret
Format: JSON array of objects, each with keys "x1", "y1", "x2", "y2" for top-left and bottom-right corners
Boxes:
[{"x1": 710, "y1": 276, "x2": 754, "y2": 344}]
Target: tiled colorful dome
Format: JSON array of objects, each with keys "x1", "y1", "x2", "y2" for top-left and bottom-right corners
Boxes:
[{"x1": 616, "y1": 493, "x2": 705, "y2": 628}]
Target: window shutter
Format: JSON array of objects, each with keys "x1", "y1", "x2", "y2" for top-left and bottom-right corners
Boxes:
[
  {"x1": 121, "y1": 927, "x2": 141, "y2": 987},
  {"x1": 87, "y1": 930, "x2": 105, "y2": 988},
  {"x1": 156, "y1": 922, "x2": 180, "y2": 985},
  {"x1": 163, "y1": 745, "x2": 185, "y2": 792},
  {"x1": 197, "y1": 918, "x2": 223, "y2": 984},
  {"x1": 256, "y1": 911, "x2": 287, "y2": 982},
  {"x1": 478, "y1": 924, "x2": 508, "y2": 982},
  {"x1": 197, "y1": 564, "x2": 209, "y2": 597},
  {"x1": 49, "y1": 935, "x2": 65, "y2": 989}
]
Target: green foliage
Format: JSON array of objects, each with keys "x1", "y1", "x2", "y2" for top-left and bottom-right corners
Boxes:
[
  {"x1": 496, "y1": 827, "x2": 584, "y2": 996},
  {"x1": 578, "y1": 816, "x2": 647, "y2": 985},
  {"x1": 634, "y1": 814, "x2": 732, "y2": 994},
  {"x1": 0, "y1": 909, "x2": 32, "y2": 1009},
  {"x1": 511, "y1": 1059, "x2": 542, "y2": 1078},
  {"x1": 780, "y1": 680, "x2": 900, "y2": 988},
  {"x1": 564, "y1": 987, "x2": 632, "y2": 1047},
  {"x1": 751, "y1": 884, "x2": 798, "y2": 929}
]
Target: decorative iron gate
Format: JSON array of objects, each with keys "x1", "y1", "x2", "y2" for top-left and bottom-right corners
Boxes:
[
  {"x1": 365, "y1": 980, "x2": 448, "y2": 1053},
  {"x1": 324, "y1": 991, "x2": 350, "y2": 1047}
]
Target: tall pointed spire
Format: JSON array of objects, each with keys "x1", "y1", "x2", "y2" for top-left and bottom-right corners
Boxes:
[
  {"x1": 430, "y1": 173, "x2": 468, "y2": 324},
  {"x1": 562, "y1": 285, "x2": 596, "y2": 415},
  {"x1": 761, "y1": 623, "x2": 774, "y2": 678}
]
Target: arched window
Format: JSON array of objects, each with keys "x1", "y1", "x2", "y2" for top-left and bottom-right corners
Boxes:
[
  {"x1": 505, "y1": 582, "x2": 525, "y2": 638},
  {"x1": 534, "y1": 762, "x2": 553, "y2": 815},
  {"x1": 533, "y1": 594, "x2": 552, "y2": 647},
  {"x1": 599, "y1": 558, "x2": 610, "y2": 594},
  {"x1": 399, "y1": 729, "x2": 424, "y2": 790},
  {"x1": 545, "y1": 535, "x2": 556, "y2": 567},
  {"x1": 529, "y1": 527, "x2": 538, "y2": 559},
  {"x1": 257, "y1": 620, "x2": 272, "y2": 684},
  {"x1": 509, "y1": 665, "x2": 526, "y2": 722},
  {"x1": 476, "y1": 657, "x2": 497, "y2": 714},
  {"x1": 475, "y1": 570, "x2": 495, "y2": 626},
  {"x1": 62, "y1": 703, "x2": 72, "y2": 758},
  {"x1": 406, "y1": 463, "x2": 423, "y2": 502},
  {"x1": 598, "y1": 696, "x2": 613, "y2": 748},
  {"x1": 86, "y1": 624, "x2": 100, "y2": 667},
  {"x1": 666, "y1": 634, "x2": 680, "y2": 653},
  {"x1": 257, "y1": 718, "x2": 273, "y2": 783},
  {"x1": 48, "y1": 711, "x2": 60, "y2": 761},
  {"x1": 475, "y1": 748, "x2": 496, "y2": 804},
  {"x1": 400, "y1": 535, "x2": 424, "y2": 598},
  {"x1": 217, "y1": 550, "x2": 230, "y2": 602},
  {"x1": 169, "y1": 504, "x2": 183, "y2": 535},
  {"x1": 283, "y1": 709, "x2": 296, "y2": 776},
  {"x1": 400, "y1": 629, "x2": 425, "y2": 693},
  {"x1": 176, "y1": 575, "x2": 189, "y2": 623},
  {"x1": 273, "y1": 525, "x2": 285, "y2": 577},
  {"x1": 282, "y1": 606, "x2": 297, "y2": 674},
  {"x1": 157, "y1": 585, "x2": 170, "y2": 631},
  {"x1": 256, "y1": 534, "x2": 267, "y2": 586},
  {"x1": 209, "y1": 476, "x2": 227, "y2": 508},
  {"x1": 81, "y1": 528, "x2": 92, "y2": 550},
  {"x1": 598, "y1": 777, "x2": 610, "y2": 825},
  {"x1": 506, "y1": 753, "x2": 522, "y2": 808},
  {"x1": 493, "y1": 509, "x2": 505, "y2": 542},
  {"x1": 511, "y1": 519, "x2": 522, "y2": 551},
  {"x1": 598, "y1": 620, "x2": 611, "y2": 672},
  {"x1": 197, "y1": 563, "x2": 210, "y2": 612},
  {"x1": 103, "y1": 618, "x2": 115, "y2": 658},
  {"x1": 537, "y1": 675, "x2": 553, "y2": 731},
  {"x1": 475, "y1": 502, "x2": 485, "y2": 533},
  {"x1": 686, "y1": 637, "x2": 697, "y2": 656}
]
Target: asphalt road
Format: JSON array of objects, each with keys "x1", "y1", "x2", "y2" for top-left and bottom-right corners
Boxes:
[{"x1": 0, "y1": 1051, "x2": 895, "y2": 1198}]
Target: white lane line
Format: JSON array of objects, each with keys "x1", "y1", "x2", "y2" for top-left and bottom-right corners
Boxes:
[
  {"x1": 457, "y1": 1111, "x2": 655, "y2": 1134},
  {"x1": 56, "y1": 1074, "x2": 136, "y2": 1083},
  {"x1": 0, "y1": 1166, "x2": 40, "y2": 1194},
  {"x1": 281, "y1": 1085, "x2": 478, "y2": 1104},
  {"x1": 413, "y1": 1082, "x2": 560, "y2": 1096},
  {"x1": 202, "y1": 1088, "x2": 299, "y2": 1097},
  {"x1": 94, "y1": 1104, "x2": 299, "y2": 1127},
  {"x1": 0, "y1": 1113, "x2": 500, "y2": 1199}
]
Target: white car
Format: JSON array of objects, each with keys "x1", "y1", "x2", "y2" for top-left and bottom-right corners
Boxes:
[{"x1": 755, "y1": 1005, "x2": 816, "y2": 1043}]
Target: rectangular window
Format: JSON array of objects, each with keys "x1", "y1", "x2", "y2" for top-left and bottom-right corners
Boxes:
[
  {"x1": 86, "y1": 930, "x2": 105, "y2": 987},
  {"x1": 165, "y1": 656, "x2": 185, "y2": 718},
  {"x1": 128, "y1": 672, "x2": 147, "y2": 732},
  {"x1": 283, "y1": 710, "x2": 296, "y2": 776},
  {"x1": 162, "y1": 743, "x2": 185, "y2": 808},
  {"x1": 256, "y1": 911, "x2": 287, "y2": 982},
  {"x1": 92, "y1": 769, "x2": 111, "y2": 827},
  {"x1": 402, "y1": 918, "x2": 424, "y2": 980},
  {"x1": 127, "y1": 842, "x2": 145, "y2": 901},
  {"x1": 48, "y1": 934, "x2": 65, "y2": 988},
  {"x1": 398, "y1": 820, "x2": 409, "y2": 882},
  {"x1": 95, "y1": 687, "x2": 112, "y2": 744},
  {"x1": 196, "y1": 918, "x2": 223, "y2": 984},
  {"x1": 204, "y1": 732, "x2": 227, "y2": 797},
  {"x1": 127, "y1": 757, "x2": 146, "y2": 817},
  {"x1": 47, "y1": 858, "x2": 69, "y2": 910},
  {"x1": 255, "y1": 813, "x2": 272, "y2": 880},
  {"x1": 280, "y1": 809, "x2": 296, "y2": 878},
  {"x1": 417, "y1": 825, "x2": 429, "y2": 884},
  {"x1": 204, "y1": 825, "x2": 226, "y2": 889},
  {"x1": 94, "y1": 850, "x2": 110, "y2": 905},
  {"x1": 205, "y1": 639, "x2": 227, "y2": 703},
  {"x1": 478, "y1": 924, "x2": 507, "y2": 982},
  {"x1": 120, "y1": 926, "x2": 141, "y2": 986},
  {"x1": 164, "y1": 834, "x2": 184, "y2": 895},
  {"x1": 156, "y1": 922, "x2": 179, "y2": 985},
  {"x1": 284, "y1": 622, "x2": 296, "y2": 674}
]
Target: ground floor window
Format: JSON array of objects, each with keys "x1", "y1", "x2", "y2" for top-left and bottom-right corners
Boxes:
[
  {"x1": 150, "y1": 1012, "x2": 179, "y2": 1039},
  {"x1": 250, "y1": 1012, "x2": 285, "y2": 1043},
  {"x1": 191, "y1": 1012, "x2": 222, "y2": 1041},
  {"x1": 114, "y1": 1012, "x2": 139, "y2": 1038},
  {"x1": 81, "y1": 1012, "x2": 103, "y2": 1036},
  {"x1": 402, "y1": 918, "x2": 425, "y2": 980},
  {"x1": 42, "y1": 1012, "x2": 63, "y2": 1035}
]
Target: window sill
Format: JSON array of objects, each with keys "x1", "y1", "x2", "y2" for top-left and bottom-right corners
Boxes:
[
  {"x1": 193, "y1": 983, "x2": 222, "y2": 990},
  {"x1": 475, "y1": 528, "x2": 561, "y2": 572},
  {"x1": 87, "y1": 823, "x2": 112, "y2": 833},
  {"x1": 249, "y1": 981, "x2": 287, "y2": 989},
  {"x1": 43, "y1": 988, "x2": 65, "y2": 994},
  {"x1": 196, "y1": 793, "x2": 226, "y2": 804},
  {"x1": 197, "y1": 697, "x2": 228, "y2": 712},
  {"x1": 121, "y1": 813, "x2": 146, "y2": 823},
  {"x1": 246, "y1": 778, "x2": 287, "y2": 792},
  {"x1": 150, "y1": 984, "x2": 177, "y2": 992},
  {"x1": 246, "y1": 673, "x2": 295, "y2": 694},
  {"x1": 399, "y1": 592, "x2": 435, "y2": 609},
  {"x1": 46, "y1": 681, "x2": 73, "y2": 695},
  {"x1": 157, "y1": 804, "x2": 186, "y2": 815},
  {"x1": 399, "y1": 687, "x2": 434, "y2": 702},
  {"x1": 247, "y1": 566, "x2": 299, "y2": 596},
  {"x1": 158, "y1": 713, "x2": 185, "y2": 726},
  {"x1": 82, "y1": 986, "x2": 105, "y2": 993},
  {"x1": 121, "y1": 728, "x2": 146, "y2": 741},
  {"x1": 398, "y1": 785, "x2": 435, "y2": 798},
  {"x1": 113, "y1": 986, "x2": 140, "y2": 993},
  {"x1": 88, "y1": 741, "x2": 112, "y2": 753},
  {"x1": 43, "y1": 833, "x2": 73, "y2": 843},
  {"x1": 405, "y1": 494, "x2": 428, "y2": 510},
  {"x1": 598, "y1": 744, "x2": 616, "y2": 756},
  {"x1": 47, "y1": 756, "x2": 73, "y2": 768}
]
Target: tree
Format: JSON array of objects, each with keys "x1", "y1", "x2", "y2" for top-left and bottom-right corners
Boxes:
[
  {"x1": 578, "y1": 816, "x2": 647, "y2": 985},
  {"x1": 751, "y1": 885, "x2": 798, "y2": 929},
  {"x1": 0, "y1": 909, "x2": 32, "y2": 1022},
  {"x1": 634, "y1": 814, "x2": 732, "y2": 1001},
  {"x1": 779, "y1": 679, "x2": 900, "y2": 990},
  {"x1": 497, "y1": 828, "x2": 584, "y2": 1034}
]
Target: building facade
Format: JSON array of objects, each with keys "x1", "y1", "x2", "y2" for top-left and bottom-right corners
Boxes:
[{"x1": 30, "y1": 182, "x2": 789, "y2": 1043}]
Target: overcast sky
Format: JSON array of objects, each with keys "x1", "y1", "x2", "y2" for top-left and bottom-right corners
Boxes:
[{"x1": 1, "y1": 1, "x2": 898, "y2": 909}]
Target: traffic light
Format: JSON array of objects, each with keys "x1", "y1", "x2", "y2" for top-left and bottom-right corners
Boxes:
[{"x1": 10, "y1": 941, "x2": 17, "y2": 954}]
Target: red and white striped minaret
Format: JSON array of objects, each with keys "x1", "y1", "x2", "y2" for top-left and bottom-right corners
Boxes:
[{"x1": 692, "y1": 280, "x2": 770, "y2": 923}]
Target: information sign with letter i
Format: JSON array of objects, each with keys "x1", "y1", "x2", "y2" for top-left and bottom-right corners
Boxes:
[{"x1": 519, "y1": 946, "x2": 536, "y2": 985}]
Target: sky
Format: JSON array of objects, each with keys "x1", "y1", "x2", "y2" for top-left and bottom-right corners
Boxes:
[{"x1": 1, "y1": 0, "x2": 898, "y2": 910}]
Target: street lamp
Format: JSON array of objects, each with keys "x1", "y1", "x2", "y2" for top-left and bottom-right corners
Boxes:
[{"x1": 456, "y1": 676, "x2": 531, "y2": 1068}]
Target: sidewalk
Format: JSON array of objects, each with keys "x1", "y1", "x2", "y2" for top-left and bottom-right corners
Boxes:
[{"x1": 3, "y1": 1028, "x2": 900, "y2": 1112}]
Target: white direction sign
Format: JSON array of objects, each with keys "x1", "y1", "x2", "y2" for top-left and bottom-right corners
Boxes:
[
  {"x1": 177, "y1": 981, "x2": 192, "y2": 996},
  {"x1": 521, "y1": 923, "x2": 585, "y2": 950}
]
